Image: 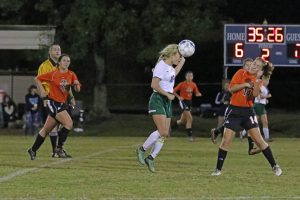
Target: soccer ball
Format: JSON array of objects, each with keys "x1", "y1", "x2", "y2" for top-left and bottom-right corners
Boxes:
[{"x1": 178, "y1": 39, "x2": 195, "y2": 57}]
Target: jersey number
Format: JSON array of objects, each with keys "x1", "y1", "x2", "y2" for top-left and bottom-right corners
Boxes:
[{"x1": 249, "y1": 116, "x2": 258, "y2": 124}]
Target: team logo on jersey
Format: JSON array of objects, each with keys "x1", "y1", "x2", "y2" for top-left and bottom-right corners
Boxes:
[
  {"x1": 186, "y1": 86, "x2": 193, "y2": 97},
  {"x1": 60, "y1": 79, "x2": 70, "y2": 93},
  {"x1": 244, "y1": 78, "x2": 253, "y2": 100},
  {"x1": 169, "y1": 75, "x2": 175, "y2": 83}
]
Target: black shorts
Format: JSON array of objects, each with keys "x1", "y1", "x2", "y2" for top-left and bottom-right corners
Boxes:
[
  {"x1": 46, "y1": 99, "x2": 68, "y2": 118},
  {"x1": 179, "y1": 100, "x2": 192, "y2": 111},
  {"x1": 224, "y1": 105, "x2": 259, "y2": 132},
  {"x1": 217, "y1": 104, "x2": 228, "y2": 117}
]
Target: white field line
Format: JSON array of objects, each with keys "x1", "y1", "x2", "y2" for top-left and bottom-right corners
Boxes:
[
  {"x1": 99, "y1": 197, "x2": 300, "y2": 200},
  {"x1": 0, "y1": 144, "x2": 138, "y2": 183}
]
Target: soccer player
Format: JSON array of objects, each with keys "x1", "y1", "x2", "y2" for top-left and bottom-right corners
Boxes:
[
  {"x1": 211, "y1": 57, "x2": 282, "y2": 176},
  {"x1": 38, "y1": 44, "x2": 75, "y2": 157},
  {"x1": 173, "y1": 71, "x2": 202, "y2": 141},
  {"x1": 28, "y1": 54, "x2": 81, "y2": 160},
  {"x1": 136, "y1": 44, "x2": 185, "y2": 172},
  {"x1": 210, "y1": 58, "x2": 253, "y2": 144}
]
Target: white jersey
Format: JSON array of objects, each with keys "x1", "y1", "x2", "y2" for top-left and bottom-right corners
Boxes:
[
  {"x1": 255, "y1": 85, "x2": 268, "y2": 105},
  {"x1": 152, "y1": 60, "x2": 176, "y2": 93}
]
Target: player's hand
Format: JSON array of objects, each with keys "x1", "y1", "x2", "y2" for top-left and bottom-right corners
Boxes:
[
  {"x1": 43, "y1": 99, "x2": 47, "y2": 107},
  {"x1": 70, "y1": 97, "x2": 76, "y2": 107},
  {"x1": 196, "y1": 93, "x2": 202, "y2": 97},
  {"x1": 179, "y1": 56, "x2": 186, "y2": 65},
  {"x1": 73, "y1": 81, "x2": 81, "y2": 92},
  {"x1": 166, "y1": 93, "x2": 175, "y2": 101},
  {"x1": 245, "y1": 82, "x2": 253, "y2": 88},
  {"x1": 178, "y1": 97, "x2": 184, "y2": 101}
]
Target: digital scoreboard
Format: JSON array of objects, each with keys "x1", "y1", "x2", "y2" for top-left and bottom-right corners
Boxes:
[{"x1": 224, "y1": 24, "x2": 300, "y2": 67}]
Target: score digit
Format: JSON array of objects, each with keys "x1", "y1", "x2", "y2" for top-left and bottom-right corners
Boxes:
[
  {"x1": 261, "y1": 48, "x2": 270, "y2": 60},
  {"x1": 235, "y1": 43, "x2": 244, "y2": 58},
  {"x1": 295, "y1": 43, "x2": 300, "y2": 58}
]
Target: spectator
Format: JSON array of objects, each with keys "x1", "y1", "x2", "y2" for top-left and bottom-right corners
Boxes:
[
  {"x1": 2, "y1": 95, "x2": 17, "y2": 128},
  {"x1": 24, "y1": 85, "x2": 42, "y2": 135}
]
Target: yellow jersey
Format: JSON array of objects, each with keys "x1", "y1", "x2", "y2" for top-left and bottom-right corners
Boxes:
[{"x1": 37, "y1": 58, "x2": 58, "y2": 93}]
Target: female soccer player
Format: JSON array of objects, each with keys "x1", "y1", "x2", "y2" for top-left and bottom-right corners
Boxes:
[
  {"x1": 28, "y1": 54, "x2": 81, "y2": 160},
  {"x1": 136, "y1": 44, "x2": 185, "y2": 172},
  {"x1": 173, "y1": 71, "x2": 202, "y2": 141},
  {"x1": 254, "y1": 75, "x2": 273, "y2": 142},
  {"x1": 210, "y1": 58, "x2": 252, "y2": 144},
  {"x1": 211, "y1": 57, "x2": 282, "y2": 176}
]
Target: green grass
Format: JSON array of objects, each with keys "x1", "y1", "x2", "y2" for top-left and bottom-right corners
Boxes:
[{"x1": 0, "y1": 135, "x2": 300, "y2": 199}]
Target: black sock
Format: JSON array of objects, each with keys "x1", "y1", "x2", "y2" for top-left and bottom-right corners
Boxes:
[
  {"x1": 57, "y1": 127, "x2": 70, "y2": 148},
  {"x1": 50, "y1": 135, "x2": 57, "y2": 153},
  {"x1": 147, "y1": 155, "x2": 154, "y2": 160},
  {"x1": 140, "y1": 146, "x2": 146, "y2": 152},
  {"x1": 248, "y1": 136, "x2": 254, "y2": 152},
  {"x1": 186, "y1": 128, "x2": 193, "y2": 137},
  {"x1": 214, "y1": 126, "x2": 224, "y2": 137},
  {"x1": 31, "y1": 134, "x2": 46, "y2": 152},
  {"x1": 262, "y1": 146, "x2": 276, "y2": 168},
  {"x1": 216, "y1": 148, "x2": 227, "y2": 171}
]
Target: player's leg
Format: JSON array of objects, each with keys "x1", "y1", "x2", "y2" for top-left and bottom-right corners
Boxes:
[
  {"x1": 185, "y1": 111, "x2": 194, "y2": 141},
  {"x1": 28, "y1": 116, "x2": 57, "y2": 160},
  {"x1": 248, "y1": 127, "x2": 282, "y2": 176},
  {"x1": 143, "y1": 115, "x2": 169, "y2": 172},
  {"x1": 212, "y1": 128, "x2": 235, "y2": 175},
  {"x1": 260, "y1": 113, "x2": 271, "y2": 141},
  {"x1": 55, "y1": 110, "x2": 73, "y2": 158}
]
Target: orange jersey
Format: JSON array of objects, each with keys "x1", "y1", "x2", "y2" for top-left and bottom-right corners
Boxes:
[
  {"x1": 37, "y1": 69, "x2": 80, "y2": 103},
  {"x1": 229, "y1": 69, "x2": 259, "y2": 107},
  {"x1": 174, "y1": 81, "x2": 201, "y2": 100}
]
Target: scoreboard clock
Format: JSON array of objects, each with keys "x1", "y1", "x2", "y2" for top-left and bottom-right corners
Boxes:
[{"x1": 224, "y1": 24, "x2": 300, "y2": 67}]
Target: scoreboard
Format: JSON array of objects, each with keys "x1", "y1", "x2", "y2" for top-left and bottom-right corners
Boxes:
[{"x1": 224, "y1": 24, "x2": 300, "y2": 67}]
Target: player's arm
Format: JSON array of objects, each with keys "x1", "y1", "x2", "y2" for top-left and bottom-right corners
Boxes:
[
  {"x1": 193, "y1": 83, "x2": 202, "y2": 97},
  {"x1": 174, "y1": 57, "x2": 186, "y2": 76},
  {"x1": 151, "y1": 77, "x2": 174, "y2": 100},
  {"x1": 68, "y1": 88, "x2": 76, "y2": 107},
  {"x1": 229, "y1": 83, "x2": 252, "y2": 93},
  {"x1": 35, "y1": 77, "x2": 48, "y2": 98}
]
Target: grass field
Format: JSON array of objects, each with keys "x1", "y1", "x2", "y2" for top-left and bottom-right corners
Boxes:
[{"x1": 0, "y1": 134, "x2": 300, "y2": 199}]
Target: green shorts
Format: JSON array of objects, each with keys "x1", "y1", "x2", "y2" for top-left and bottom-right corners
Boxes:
[
  {"x1": 148, "y1": 92, "x2": 172, "y2": 118},
  {"x1": 254, "y1": 103, "x2": 267, "y2": 116}
]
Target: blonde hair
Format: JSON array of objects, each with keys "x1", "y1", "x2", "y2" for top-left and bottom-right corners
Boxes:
[{"x1": 157, "y1": 44, "x2": 179, "y2": 62}]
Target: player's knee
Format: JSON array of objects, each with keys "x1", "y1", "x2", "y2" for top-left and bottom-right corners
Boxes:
[{"x1": 158, "y1": 129, "x2": 168, "y2": 137}]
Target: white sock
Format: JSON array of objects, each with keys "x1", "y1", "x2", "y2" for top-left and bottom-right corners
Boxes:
[
  {"x1": 241, "y1": 129, "x2": 247, "y2": 137},
  {"x1": 49, "y1": 132, "x2": 58, "y2": 136},
  {"x1": 150, "y1": 137, "x2": 165, "y2": 158},
  {"x1": 142, "y1": 130, "x2": 160, "y2": 151},
  {"x1": 263, "y1": 128, "x2": 269, "y2": 139}
]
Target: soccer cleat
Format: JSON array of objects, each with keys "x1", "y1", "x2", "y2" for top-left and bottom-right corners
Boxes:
[
  {"x1": 188, "y1": 136, "x2": 195, "y2": 142},
  {"x1": 27, "y1": 148, "x2": 36, "y2": 160},
  {"x1": 211, "y1": 169, "x2": 222, "y2": 176},
  {"x1": 248, "y1": 148, "x2": 262, "y2": 155},
  {"x1": 136, "y1": 146, "x2": 145, "y2": 165},
  {"x1": 55, "y1": 147, "x2": 67, "y2": 158},
  {"x1": 145, "y1": 157, "x2": 155, "y2": 173},
  {"x1": 272, "y1": 164, "x2": 282, "y2": 176},
  {"x1": 210, "y1": 128, "x2": 217, "y2": 144},
  {"x1": 63, "y1": 149, "x2": 72, "y2": 158},
  {"x1": 52, "y1": 152, "x2": 59, "y2": 158}
]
